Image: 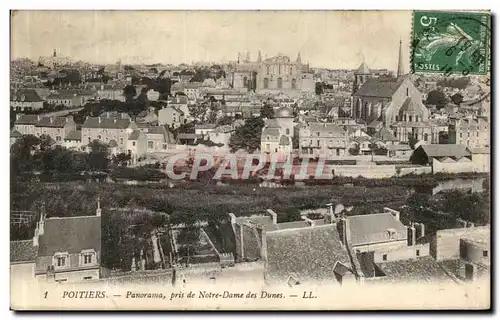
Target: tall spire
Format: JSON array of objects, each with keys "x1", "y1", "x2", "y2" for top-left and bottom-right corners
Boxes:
[
  {"x1": 257, "y1": 50, "x2": 262, "y2": 63},
  {"x1": 296, "y1": 52, "x2": 302, "y2": 64},
  {"x1": 397, "y1": 39, "x2": 404, "y2": 78}
]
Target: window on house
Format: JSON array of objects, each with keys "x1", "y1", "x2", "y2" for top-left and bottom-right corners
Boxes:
[
  {"x1": 409, "y1": 115, "x2": 413, "y2": 122},
  {"x1": 56, "y1": 256, "x2": 66, "y2": 267},
  {"x1": 162, "y1": 144, "x2": 167, "y2": 150},
  {"x1": 316, "y1": 140, "x2": 320, "y2": 147},
  {"x1": 336, "y1": 149, "x2": 340, "y2": 156},
  {"x1": 316, "y1": 132, "x2": 320, "y2": 137},
  {"x1": 483, "y1": 250, "x2": 488, "y2": 257},
  {"x1": 120, "y1": 138, "x2": 124, "y2": 144},
  {"x1": 83, "y1": 254, "x2": 92, "y2": 264},
  {"x1": 83, "y1": 276, "x2": 93, "y2": 280},
  {"x1": 148, "y1": 141, "x2": 154, "y2": 149},
  {"x1": 132, "y1": 141, "x2": 136, "y2": 146},
  {"x1": 460, "y1": 133, "x2": 463, "y2": 138},
  {"x1": 286, "y1": 129, "x2": 290, "y2": 135},
  {"x1": 406, "y1": 88, "x2": 409, "y2": 96},
  {"x1": 56, "y1": 136, "x2": 61, "y2": 141},
  {"x1": 416, "y1": 249, "x2": 420, "y2": 257},
  {"x1": 424, "y1": 133, "x2": 429, "y2": 141},
  {"x1": 382, "y1": 254, "x2": 388, "y2": 261}
]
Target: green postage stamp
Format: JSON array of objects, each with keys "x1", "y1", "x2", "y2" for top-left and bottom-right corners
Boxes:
[{"x1": 412, "y1": 10, "x2": 491, "y2": 76}]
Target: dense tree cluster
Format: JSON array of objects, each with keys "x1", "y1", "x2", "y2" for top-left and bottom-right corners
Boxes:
[{"x1": 228, "y1": 117, "x2": 265, "y2": 152}]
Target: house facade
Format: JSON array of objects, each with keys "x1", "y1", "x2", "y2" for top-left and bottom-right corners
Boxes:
[
  {"x1": 34, "y1": 116, "x2": 77, "y2": 144},
  {"x1": 82, "y1": 113, "x2": 138, "y2": 154},
  {"x1": 10, "y1": 88, "x2": 44, "y2": 111},
  {"x1": 299, "y1": 122, "x2": 348, "y2": 157}
]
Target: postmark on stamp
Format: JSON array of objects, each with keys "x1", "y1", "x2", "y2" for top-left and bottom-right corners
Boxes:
[{"x1": 411, "y1": 10, "x2": 491, "y2": 76}]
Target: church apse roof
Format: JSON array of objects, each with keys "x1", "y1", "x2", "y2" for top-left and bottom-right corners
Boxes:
[{"x1": 353, "y1": 77, "x2": 405, "y2": 98}]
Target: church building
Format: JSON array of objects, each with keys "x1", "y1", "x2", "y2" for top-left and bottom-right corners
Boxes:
[
  {"x1": 351, "y1": 41, "x2": 445, "y2": 144},
  {"x1": 230, "y1": 51, "x2": 315, "y2": 94}
]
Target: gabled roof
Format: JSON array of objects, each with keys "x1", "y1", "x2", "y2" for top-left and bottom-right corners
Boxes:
[
  {"x1": 147, "y1": 126, "x2": 165, "y2": 135},
  {"x1": 355, "y1": 62, "x2": 371, "y2": 75},
  {"x1": 65, "y1": 130, "x2": 82, "y2": 141},
  {"x1": 128, "y1": 130, "x2": 142, "y2": 140},
  {"x1": 10, "y1": 129, "x2": 23, "y2": 138},
  {"x1": 377, "y1": 256, "x2": 455, "y2": 283},
  {"x1": 262, "y1": 127, "x2": 280, "y2": 137},
  {"x1": 386, "y1": 144, "x2": 411, "y2": 151},
  {"x1": 11, "y1": 240, "x2": 37, "y2": 263},
  {"x1": 374, "y1": 127, "x2": 398, "y2": 141},
  {"x1": 83, "y1": 117, "x2": 131, "y2": 129},
  {"x1": 47, "y1": 91, "x2": 77, "y2": 100},
  {"x1": 399, "y1": 97, "x2": 424, "y2": 114},
  {"x1": 279, "y1": 135, "x2": 290, "y2": 146},
  {"x1": 309, "y1": 122, "x2": 346, "y2": 135},
  {"x1": 37, "y1": 216, "x2": 101, "y2": 256},
  {"x1": 14, "y1": 114, "x2": 39, "y2": 125},
  {"x1": 419, "y1": 144, "x2": 471, "y2": 158},
  {"x1": 10, "y1": 89, "x2": 43, "y2": 102},
  {"x1": 347, "y1": 213, "x2": 407, "y2": 246},
  {"x1": 35, "y1": 116, "x2": 67, "y2": 128},
  {"x1": 353, "y1": 77, "x2": 404, "y2": 98},
  {"x1": 265, "y1": 224, "x2": 352, "y2": 283}
]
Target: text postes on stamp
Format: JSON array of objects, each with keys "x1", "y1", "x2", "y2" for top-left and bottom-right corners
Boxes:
[{"x1": 412, "y1": 11, "x2": 490, "y2": 76}]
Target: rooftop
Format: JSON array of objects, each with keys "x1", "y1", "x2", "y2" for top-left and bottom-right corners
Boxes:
[
  {"x1": 38, "y1": 215, "x2": 101, "y2": 257},
  {"x1": 353, "y1": 77, "x2": 404, "y2": 98},
  {"x1": 265, "y1": 223, "x2": 352, "y2": 283},
  {"x1": 347, "y1": 213, "x2": 407, "y2": 247},
  {"x1": 419, "y1": 144, "x2": 471, "y2": 158},
  {"x1": 10, "y1": 240, "x2": 38, "y2": 264},
  {"x1": 376, "y1": 256, "x2": 455, "y2": 283}
]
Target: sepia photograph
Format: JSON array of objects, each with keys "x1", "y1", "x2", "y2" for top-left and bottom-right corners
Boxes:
[{"x1": 9, "y1": 9, "x2": 491, "y2": 310}]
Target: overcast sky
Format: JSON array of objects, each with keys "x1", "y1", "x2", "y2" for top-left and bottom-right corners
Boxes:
[{"x1": 11, "y1": 10, "x2": 412, "y2": 70}]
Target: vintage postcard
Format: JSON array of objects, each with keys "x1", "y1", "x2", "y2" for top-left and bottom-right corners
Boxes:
[{"x1": 10, "y1": 10, "x2": 491, "y2": 310}]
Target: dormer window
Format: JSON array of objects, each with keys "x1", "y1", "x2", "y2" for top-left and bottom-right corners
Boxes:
[
  {"x1": 80, "y1": 249, "x2": 96, "y2": 266},
  {"x1": 53, "y1": 252, "x2": 69, "y2": 269}
]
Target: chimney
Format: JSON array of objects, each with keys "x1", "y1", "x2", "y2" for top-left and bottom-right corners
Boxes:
[
  {"x1": 33, "y1": 222, "x2": 40, "y2": 246},
  {"x1": 38, "y1": 203, "x2": 46, "y2": 236},
  {"x1": 266, "y1": 209, "x2": 278, "y2": 225},
  {"x1": 46, "y1": 266, "x2": 55, "y2": 283},
  {"x1": 131, "y1": 256, "x2": 137, "y2": 271},
  {"x1": 37, "y1": 115, "x2": 41, "y2": 121},
  {"x1": 98, "y1": 117, "x2": 102, "y2": 124},
  {"x1": 419, "y1": 223, "x2": 425, "y2": 238},
  {"x1": 140, "y1": 249, "x2": 146, "y2": 271},
  {"x1": 228, "y1": 213, "x2": 236, "y2": 226},
  {"x1": 465, "y1": 262, "x2": 477, "y2": 282},
  {"x1": 343, "y1": 217, "x2": 351, "y2": 245},
  {"x1": 407, "y1": 224, "x2": 416, "y2": 246},
  {"x1": 259, "y1": 226, "x2": 267, "y2": 261},
  {"x1": 96, "y1": 196, "x2": 101, "y2": 216}
]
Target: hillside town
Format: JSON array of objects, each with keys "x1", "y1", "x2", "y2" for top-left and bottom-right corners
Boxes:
[{"x1": 10, "y1": 24, "x2": 490, "y2": 301}]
